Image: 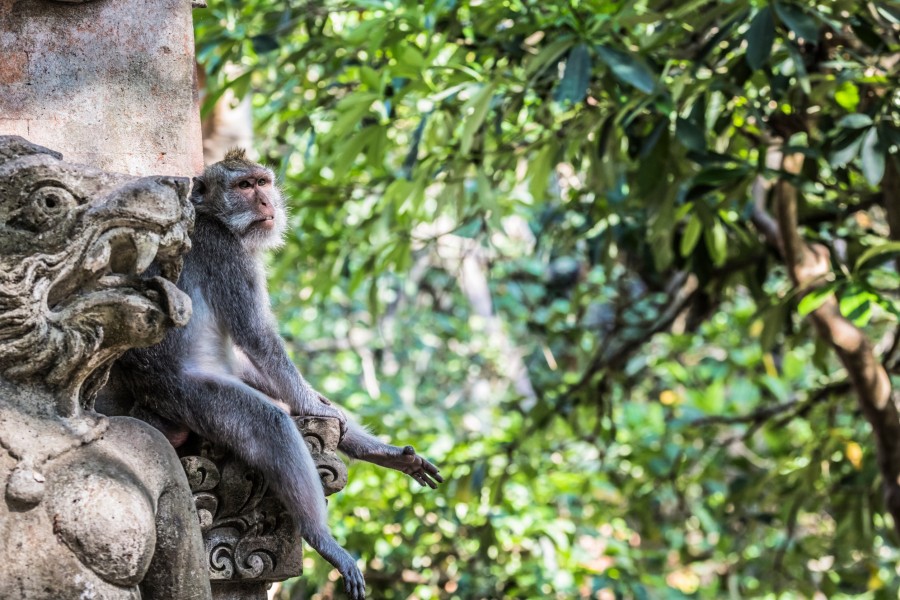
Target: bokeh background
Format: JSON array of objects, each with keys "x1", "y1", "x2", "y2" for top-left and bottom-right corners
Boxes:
[{"x1": 193, "y1": 2, "x2": 900, "y2": 598}]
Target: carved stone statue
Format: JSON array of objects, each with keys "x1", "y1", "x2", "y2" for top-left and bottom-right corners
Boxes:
[{"x1": 0, "y1": 136, "x2": 211, "y2": 599}]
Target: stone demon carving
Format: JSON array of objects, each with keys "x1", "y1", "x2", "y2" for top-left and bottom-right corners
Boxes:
[{"x1": 0, "y1": 136, "x2": 211, "y2": 599}]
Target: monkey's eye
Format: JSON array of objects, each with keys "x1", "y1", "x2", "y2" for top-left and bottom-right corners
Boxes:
[
  {"x1": 257, "y1": 179, "x2": 268, "y2": 187},
  {"x1": 238, "y1": 180, "x2": 253, "y2": 190}
]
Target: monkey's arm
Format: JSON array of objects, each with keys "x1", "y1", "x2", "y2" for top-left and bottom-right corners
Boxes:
[
  {"x1": 233, "y1": 346, "x2": 280, "y2": 397},
  {"x1": 339, "y1": 420, "x2": 443, "y2": 488},
  {"x1": 206, "y1": 271, "x2": 345, "y2": 423},
  {"x1": 235, "y1": 340, "x2": 442, "y2": 488}
]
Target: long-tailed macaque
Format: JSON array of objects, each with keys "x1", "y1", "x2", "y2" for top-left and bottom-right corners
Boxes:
[{"x1": 109, "y1": 149, "x2": 442, "y2": 600}]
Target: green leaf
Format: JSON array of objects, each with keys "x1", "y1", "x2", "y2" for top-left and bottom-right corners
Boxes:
[
  {"x1": 525, "y1": 37, "x2": 575, "y2": 78},
  {"x1": 676, "y1": 117, "x2": 706, "y2": 153},
  {"x1": 773, "y1": 3, "x2": 820, "y2": 42},
  {"x1": 459, "y1": 84, "x2": 495, "y2": 155},
  {"x1": 759, "y1": 303, "x2": 785, "y2": 351},
  {"x1": 332, "y1": 126, "x2": 381, "y2": 172},
  {"x1": 528, "y1": 143, "x2": 556, "y2": 201},
  {"x1": 746, "y1": 7, "x2": 775, "y2": 70},
  {"x1": 251, "y1": 34, "x2": 280, "y2": 54},
  {"x1": 554, "y1": 44, "x2": 592, "y2": 104},
  {"x1": 329, "y1": 98, "x2": 375, "y2": 138},
  {"x1": 704, "y1": 219, "x2": 727, "y2": 267},
  {"x1": 785, "y1": 42, "x2": 810, "y2": 95},
  {"x1": 595, "y1": 45, "x2": 656, "y2": 94},
  {"x1": 860, "y1": 127, "x2": 885, "y2": 185},
  {"x1": 828, "y1": 130, "x2": 865, "y2": 168},
  {"x1": 834, "y1": 81, "x2": 860, "y2": 111},
  {"x1": 854, "y1": 241, "x2": 900, "y2": 272},
  {"x1": 876, "y1": 296, "x2": 900, "y2": 320},
  {"x1": 649, "y1": 200, "x2": 676, "y2": 270},
  {"x1": 838, "y1": 114, "x2": 874, "y2": 129},
  {"x1": 693, "y1": 165, "x2": 750, "y2": 186},
  {"x1": 839, "y1": 286, "x2": 875, "y2": 326},
  {"x1": 201, "y1": 71, "x2": 252, "y2": 118},
  {"x1": 680, "y1": 213, "x2": 703, "y2": 257},
  {"x1": 397, "y1": 45, "x2": 427, "y2": 70},
  {"x1": 360, "y1": 66, "x2": 381, "y2": 91},
  {"x1": 797, "y1": 284, "x2": 835, "y2": 316}
]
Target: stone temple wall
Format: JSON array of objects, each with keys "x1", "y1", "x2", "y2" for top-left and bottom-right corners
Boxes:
[{"x1": 0, "y1": 0, "x2": 203, "y2": 177}]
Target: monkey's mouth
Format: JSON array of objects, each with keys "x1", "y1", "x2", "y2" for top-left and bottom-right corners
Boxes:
[
  {"x1": 48, "y1": 225, "x2": 192, "y2": 328},
  {"x1": 253, "y1": 217, "x2": 275, "y2": 230}
]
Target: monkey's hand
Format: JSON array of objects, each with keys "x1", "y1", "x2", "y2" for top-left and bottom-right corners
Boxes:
[
  {"x1": 359, "y1": 445, "x2": 444, "y2": 489},
  {"x1": 299, "y1": 393, "x2": 348, "y2": 434}
]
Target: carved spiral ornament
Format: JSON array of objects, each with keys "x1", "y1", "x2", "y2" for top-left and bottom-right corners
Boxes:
[{"x1": 179, "y1": 417, "x2": 348, "y2": 583}]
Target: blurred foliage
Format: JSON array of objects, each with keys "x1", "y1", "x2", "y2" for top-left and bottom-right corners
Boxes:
[{"x1": 194, "y1": 1, "x2": 900, "y2": 598}]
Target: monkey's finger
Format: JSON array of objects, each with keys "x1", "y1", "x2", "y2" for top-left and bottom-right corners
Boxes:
[
  {"x1": 414, "y1": 470, "x2": 441, "y2": 489},
  {"x1": 411, "y1": 472, "x2": 429, "y2": 487},
  {"x1": 421, "y1": 459, "x2": 441, "y2": 476}
]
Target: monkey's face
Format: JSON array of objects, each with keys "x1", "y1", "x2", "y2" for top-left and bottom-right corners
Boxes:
[{"x1": 193, "y1": 163, "x2": 287, "y2": 251}]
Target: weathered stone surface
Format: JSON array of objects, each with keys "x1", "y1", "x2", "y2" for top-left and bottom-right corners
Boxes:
[
  {"x1": 179, "y1": 416, "x2": 348, "y2": 598},
  {"x1": 0, "y1": 0, "x2": 202, "y2": 177},
  {"x1": 0, "y1": 136, "x2": 211, "y2": 599}
]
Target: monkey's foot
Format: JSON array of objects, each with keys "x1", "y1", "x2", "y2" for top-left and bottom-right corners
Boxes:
[
  {"x1": 341, "y1": 564, "x2": 366, "y2": 600},
  {"x1": 308, "y1": 534, "x2": 365, "y2": 600},
  {"x1": 361, "y1": 445, "x2": 443, "y2": 489}
]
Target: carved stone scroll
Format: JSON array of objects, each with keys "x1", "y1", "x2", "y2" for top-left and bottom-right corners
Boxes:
[{"x1": 180, "y1": 416, "x2": 348, "y2": 599}]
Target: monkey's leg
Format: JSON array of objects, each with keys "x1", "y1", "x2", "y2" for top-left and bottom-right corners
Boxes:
[
  {"x1": 130, "y1": 404, "x2": 192, "y2": 448},
  {"x1": 339, "y1": 421, "x2": 443, "y2": 489},
  {"x1": 163, "y1": 375, "x2": 366, "y2": 600}
]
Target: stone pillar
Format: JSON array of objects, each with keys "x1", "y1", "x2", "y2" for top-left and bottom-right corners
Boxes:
[{"x1": 0, "y1": 0, "x2": 203, "y2": 177}]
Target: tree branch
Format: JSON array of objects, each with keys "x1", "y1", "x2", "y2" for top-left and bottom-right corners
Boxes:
[{"x1": 753, "y1": 143, "x2": 900, "y2": 536}]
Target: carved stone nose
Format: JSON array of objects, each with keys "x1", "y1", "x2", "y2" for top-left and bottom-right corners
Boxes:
[
  {"x1": 90, "y1": 176, "x2": 187, "y2": 224},
  {"x1": 154, "y1": 176, "x2": 190, "y2": 199}
]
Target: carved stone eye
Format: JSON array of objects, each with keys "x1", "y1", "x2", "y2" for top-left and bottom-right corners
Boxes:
[
  {"x1": 31, "y1": 186, "x2": 75, "y2": 214},
  {"x1": 7, "y1": 185, "x2": 77, "y2": 233}
]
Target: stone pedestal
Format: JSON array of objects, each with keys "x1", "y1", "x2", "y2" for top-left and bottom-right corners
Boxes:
[
  {"x1": 180, "y1": 417, "x2": 348, "y2": 600},
  {"x1": 0, "y1": 0, "x2": 203, "y2": 176}
]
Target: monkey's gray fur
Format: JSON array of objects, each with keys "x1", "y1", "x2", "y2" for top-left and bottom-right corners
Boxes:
[{"x1": 103, "y1": 149, "x2": 442, "y2": 600}]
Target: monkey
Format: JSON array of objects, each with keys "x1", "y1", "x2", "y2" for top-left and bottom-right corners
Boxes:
[{"x1": 107, "y1": 149, "x2": 443, "y2": 600}]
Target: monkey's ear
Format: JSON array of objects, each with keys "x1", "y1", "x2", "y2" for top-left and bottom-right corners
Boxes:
[{"x1": 190, "y1": 176, "x2": 206, "y2": 204}]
